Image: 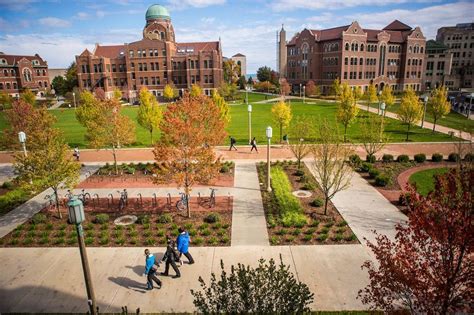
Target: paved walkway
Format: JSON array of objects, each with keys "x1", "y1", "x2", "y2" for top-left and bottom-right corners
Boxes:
[
  {"x1": 358, "y1": 104, "x2": 473, "y2": 141},
  {"x1": 0, "y1": 165, "x2": 99, "y2": 238},
  {"x1": 0, "y1": 165, "x2": 15, "y2": 185}
]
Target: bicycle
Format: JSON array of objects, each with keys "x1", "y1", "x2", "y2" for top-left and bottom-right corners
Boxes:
[
  {"x1": 209, "y1": 188, "x2": 217, "y2": 208},
  {"x1": 78, "y1": 189, "x2": 91, "y2": 205},
  {"x1": 176, "y1": 193, "x2": 189, "y2": 212},
  {"x1": 118, "y1": 189, "x2": 128, "y2": 211}
]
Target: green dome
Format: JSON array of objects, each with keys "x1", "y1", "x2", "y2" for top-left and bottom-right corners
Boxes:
[{"x1": 146, "y1": 4, "x2": 170, "y2": 20}]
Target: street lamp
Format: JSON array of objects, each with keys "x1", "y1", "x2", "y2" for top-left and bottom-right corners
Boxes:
[
  {"x1": 380, "y1": 102, "x2": 386, "y2": 116},
  {"x1": 421, "y1": 95, "x2": 429, "y2": 128},
  {"x1": 248, "y1": 104, "x2": 252, "y2": 144},
  {"x1": 266, "y1": 126, "x2": 272, "y2": 192},
  {"x1": 303, "y1": 85, "x2": 306, "y2": 104},
  {"x1": 73, "y1": 92, "x2": 76, "y2": 109},
  {"x1": 299, "y1": 83, "x2": 302, "y2": 98},
  {"x1": 18, "y1": 131, "x2": 27, "y2": 157},
  {"x1": 67, "y1": 197, "x2": 97, "y2": 315},
  {"x1": 245, "y1": 86, "x2": 249, "y2": 105}
]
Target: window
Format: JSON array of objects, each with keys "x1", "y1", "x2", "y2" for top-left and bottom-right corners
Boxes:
[
  {"x1": 138, "y1": 50, "x2": 142, "y2": 58},
  {"x1": 345, "y1": 43, "x2": 349, "y2": 51},
  {"x1": 0, "y1": 83, "x2": 3, "y2": 89},
  {"x1": 23, "y1": 69, "x2": 32, "y2": 82},
  {"x1": 360, "y1": 58, "x2": 363, "y2": 65},
  {"x1": 143, "y1": 50, "x2": 146, "y2": 57},
  {"x1": 154, "y1": 49, "x2": 158, "y2": 56},
  {"x1": 343, "y1": 72, "x2": 347, "y2": 79},
  {"x1": 129, "y1": 50, "x2": 134, "y2": 58},
  {"x1": 149, "y1": 49, "x2": 153, "y2": 56},
  {"x1": 112, "y1": 64, "x2": 116, "y2": 72},
  {"x1": 42, "y1": 69, "x2": 46, "y2": 76},
  {"x1": 360, "y1": 44, "x2": 364, "y2": 51},
  {"x1": 345, "y1": 57, "x2": 348, "y2": 65}
]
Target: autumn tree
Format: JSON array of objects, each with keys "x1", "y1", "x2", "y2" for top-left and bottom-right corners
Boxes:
[
  {"x1": 223, "y1": 59, "x2": 240, "y2": 84},
  {"x1": 153, "y1": 93, "x2": 227, "y2": 218},
  {"x1": 305, "y1": 80, "x2": 316, "y2": 97},
  {"x1": 20, "y1": 89, "x2": 36, "y2": 106},
  {"x1": 14, "y1": 133, "x2": 80, "y2": 219},
  {"x1": 137, "y1": 87, "x2": 162, "y2": 145},
  {"x1": 76, "y1": 90, "x2": 100, "y2": 126},
  {"x1": 0, "y1": 91, "x2": 13, "y2": 110},
  {"x1": 163, "y1": 83, "x2": 177, "y2": 102},
  {"x1": 271, "y1": 101, "x2": 292, "y2": 142},
  {"x1": 311, "y1": 119, "x2": 353, "y2": 215},
  {"x1": 358, "y1": 167, "x2": 473, "y2": 313},
  {"x1": 428, "y1": 85, "x2": 450, "y2": 132},
  {"x1": 336, "y1": 83, "x2": 359, "y2": 142},
  {"x1": 254, "y1": 81, "x2": 275, "y2": 93},
  {"x1": 365, "y1": 83, "x2": 378, "y2": 113},
  {"x1": 353, "y1": 86, "x2": 364, "y2": 104},
  {"x1": 212, "y1": 90, "x2": 230, "y2": 127},
  {"x1": 218, "y1": 82, "x2": 239, "y2": 100},
  {"x1": 113, "y1": 88, "x2": 122, "y2": 100},
  {"x1": 397, "y1": 87, "x2": 423, "y2": 141},
  {"x1": 379, "y1": 85, "x2": 395, "y2": 116},
  {"x1": 289, "y1": 116, "x2": 315, "y2": 169},
  {"x1": 331, "y1": 78, "x2": 341, "y2": 98},
  {"x1": 279, "y1": 78, "x2": 291, "y2": 98},
  {"x1": 190, "y1": 84, "x2": 203, "y2": 97},
  {"x1": 360, "y1": 115, "x2": 387, "y2": 161}
]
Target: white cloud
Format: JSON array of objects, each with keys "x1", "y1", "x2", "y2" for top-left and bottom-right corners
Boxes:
[
  {"x1": 38, "y1": 17, "x2": 71, "y2": 28},
  {"x1": 201, "y1": 17, "x2": 216, "y2": 24},
  {"x1": 75, "y1": 12, "x2": 90, "y2": 20},
  {"x1": 166, "y1": 0, "x2": 226, "y2": 9},
  {"x1": 0, "y1": 0, "x2": 36, "y2": 11},
  {"x1": 271, "y1": 0, "x2": 442, "y2": 11},
  {"x1": 306, "y1": 13, "x2": 334, "y2": 23},
  {"x1": 96, "y1": 10, "x2": 106, "y2": 18}
]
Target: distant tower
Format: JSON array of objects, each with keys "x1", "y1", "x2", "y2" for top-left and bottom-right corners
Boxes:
[{"x1": 278, "y1": 24, "x2": 287, "y2": 78}]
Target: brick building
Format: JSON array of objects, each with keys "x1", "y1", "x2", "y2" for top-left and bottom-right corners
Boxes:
[
  {"x1": 0, "y1": 52, "x2": 50, "y2": 98},
  {"x1": 422, "y1": 40, "x2": 454, "y2": 90},
  {"x1": 284, "y1": 20, "x2": 426, "y2": 94},
  {"x1": 76, "y1": 4, "x2": 223, "y2": 101}
]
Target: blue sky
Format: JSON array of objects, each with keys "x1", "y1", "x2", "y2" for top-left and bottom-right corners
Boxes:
[{"x1": 0, "y1": 0, "x2": 472, "y2": 73}]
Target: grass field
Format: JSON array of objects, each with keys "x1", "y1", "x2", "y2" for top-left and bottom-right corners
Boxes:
[
  {"x1": 409, "y1": 167, "x2": 449, "y2": 196},
  {"x1": 0, "y1": 94, "x2": 459, "y2": 148}
]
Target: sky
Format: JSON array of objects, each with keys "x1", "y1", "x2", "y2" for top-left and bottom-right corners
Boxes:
[{"x1": 0, "y1": 0, "x2": 472, "y2": 73}]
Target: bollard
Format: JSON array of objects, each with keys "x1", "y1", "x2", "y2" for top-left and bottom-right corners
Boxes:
[
  {"x1": 167, "y1": 193, "x2": 171, "y2": 209},
  {"x1": 152, "y1": 193, "x2": 157, "y2": 208},
  {"x1": 108, "y1": 194, "x2": 114, "y2": 208},
  {"x1": 137, "y1": 193, "x2": 143, "y2": 207}
]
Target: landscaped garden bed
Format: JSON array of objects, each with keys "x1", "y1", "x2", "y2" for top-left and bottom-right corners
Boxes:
[
  {"x1": 257, "y1": 161, "x2": 358, "y2": 245},
  {"x1": 0, "y1": 180, "x2": 32, "y2": 216}
]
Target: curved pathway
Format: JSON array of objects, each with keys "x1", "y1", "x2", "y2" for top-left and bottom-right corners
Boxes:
[{"x1": 397, "y1": 162, "x2": 455, "y2": 192}]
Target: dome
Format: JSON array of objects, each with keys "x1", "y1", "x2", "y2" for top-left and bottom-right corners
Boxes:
[{"x1": 145, "y1": 4, "x2": 170, "y2": 21}]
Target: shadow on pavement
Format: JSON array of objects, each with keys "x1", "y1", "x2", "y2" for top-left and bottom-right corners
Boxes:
[{"x1": 108, "y1": 276, "x2": 147, "y2": 293}]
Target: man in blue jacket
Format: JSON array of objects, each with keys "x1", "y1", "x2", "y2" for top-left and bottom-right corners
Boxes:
[
  {"x1": 143, "y1": 249, "x2": 161, "y2": 290},
  {"x1": 176, "y1": 227, "x2": 195, "y2": 264}
]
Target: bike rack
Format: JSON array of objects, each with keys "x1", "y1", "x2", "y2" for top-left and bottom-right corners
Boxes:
[
  {"x1": 93, "y1": 193, "x2": 99, "y2": 208},
  {"x1": 137, "y1": 193, "x2": 143, "y2": 207},
  {"x1": 108, "y1": 194, "x2": 114, "y2": 208},
  {"x1": 152, "y1": 193, "x2": 157, "y2": 207},
  {"x1": 167, "y1": 193, "x2": 172, "y2": 209}
]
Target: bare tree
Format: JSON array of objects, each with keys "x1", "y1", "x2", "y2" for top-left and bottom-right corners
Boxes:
[
  {"x1": 360, "y1": 115, "x2": 388, "y2": 161},
  {"x1": 289, "y1": 116, "x2": 315, "y2": 169},
  {"x1": 311, "y1": 119, "x2": 353, "y2": 215}
]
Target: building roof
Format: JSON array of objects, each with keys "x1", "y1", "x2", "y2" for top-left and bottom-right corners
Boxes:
[
  {"x1": 176, "y1": 41, "x2": 220, "y2": 52},
  {"x1": 383, "y1": 20, "x2": 412, "y2": 31},
  {"x1": 93, "y1": 44, "x2": 126, "y2": 58},
  {"x1": 232, "y1": 53, "x2": 245, "y2": 57},
  {"x1": 426, "y1": 39, "x2": 449, "y2": 53},
  {"x1": 0, "y1": 53, "x2": 48, "y2": 66},
  {"x1": 146, "y1": 4, "x2": 170, "y2": 21}
]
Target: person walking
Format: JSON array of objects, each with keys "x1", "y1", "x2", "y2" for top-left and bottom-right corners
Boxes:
[
  {"x1": 250, "y1": 137, "x2": 258, "y2": 153},
  {"x1": 143, "y1": 249, "x2": 162, "y2": 290},
  {"x1": 73, "y1": 147, "x2": 80, "y2": 161},
  {"x1": 161, "y1": 237, "x2": 181, "y2": 278},
  {"x1": 282, "y1": 134, "x2": 289, "y2": 147},
  {"x1": 229, "y1": 136, "x2": 237, "y2": 151},
  {"x1": 176, "y1": 227, "x2": 194, "y2": 264}
]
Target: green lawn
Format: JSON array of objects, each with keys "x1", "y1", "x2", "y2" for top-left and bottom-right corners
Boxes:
[
  {"x1": 0, "y1": 98, "x2": 459, "y2": 148},
  {"x1": 363, "y1": 101, "x2": 474, "y2": 134},
  {"x1": 409, "y1": 167, "x2": 449, "y2": 196}
]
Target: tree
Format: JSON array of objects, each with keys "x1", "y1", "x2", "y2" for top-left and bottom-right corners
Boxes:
[
  {"x1": 189, "y1": 84, "x2": 203, "y2": 97},
  {"x1": 247, "y1": 77, "x2": 254, "y2": 86},
  {"x1": 279, "y1": 78, "x2": 291, "y2": 98},
  {"x1": 64, "y1": 62, "x2": 78, "y2": 92},
  {"x1": 358, "y1": 167, "x2": 473, "y2": 313},
  {"x1": 397, "y1": 87, "x2": 423, "y2": 141},
  {"x1": 336, "y1": 83, "x2": 359, "y2": 142},
  {"x1": 254, "y1": 81, "x2": 275, "y2": 93},
  {"x1": 271, "y1": 101, "x2": 292, "y2": 142},
  {"x1": 289, "y1": 116, "x2": 315, "y2": 169},
  {"x1": 311, "y1": 119, "x2": 353, "y2": 215},
  {"x1": 163, "y1": 84, "x2": 177, "y2": 101},
  {"x1": 137, "y1": 87, "x2": 162, "y2": 146},
  {"x1": 218, "y1": 82, "x2": 238, "y2": 100},
  {"x1": 257, "y1": 66, "x2": 272, "y2": 83},
  {"x1": 113, "y1": 88, "x2": 122, "y2": 100},
  {"x1": 379, "y1": 85, "x2": 395, "y2": 116},
  {"x1": 14, "y1": 133, "x2": 80, "y2": 219},
  {"x1": 51, "y1": 75, "x2": 67, "y2": 96},
  {"x1": 81, "y1": 97, "x2": 135, "y2": 174},
  {"x1": 191, "y1": 257, "x2": 314, "y2": 313},
  {"x1": 305, "y1": 80, "x2": 316, "y2": 97},
  {"x1": 0, "y1": 91, "x2": 13, "y2": 110},
  {"x1": 153, "y1": 93, "x2": 227, "y2": 218},
  {"x1": 238, "y1": 75, "x2": 246, "y2": 90},
  {"x1": 20, "y1": 89, "x2": 36, "y2": 106},
  {"x1": 332, "y1": 78, "x2": 341, "y2": 98},
  {"x1": 360, "y1": 115, "x2": 387, "y2": 161},
  {"x1": 365, "y1": 83, "x2": 378, "y2": 113},
  {"x1": 428, "y1": 85, "x2": 450, "y2": 132},
  {"x1": 76, "y1": 90, "x2": 100, "y2": 126},
  {"x1": 212, "y1": 91, "x2": 230, "y2": 127},
  {"x1": 223, "y1": 59, "x2": 240, "y2": 84},
  {"x1": 353, "y1": 86, "x2": 364, "y2": 104}
]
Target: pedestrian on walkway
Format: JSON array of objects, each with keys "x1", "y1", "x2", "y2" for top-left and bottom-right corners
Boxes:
[
  {"x1": 176, "y1": 227, "x2": 194, "y2": 264},
  {"x1": 250, "y1": 137, "x2": 258, "y2": 153},
  {"x1": 229, "y1": 136, "x2": 237, "y2": 151},
  {"x1": 161, "y1": 237, "x2": 181, "y2": 278},
  {"x1": 282, "y1": 134, "x2": 289, "y2": 147},
  {"x1": 143, "y1": 249, "x2": 162, "y2": 290},
  {"x1": 73, "y1": 147, "x2": 80, "y2": 161}
]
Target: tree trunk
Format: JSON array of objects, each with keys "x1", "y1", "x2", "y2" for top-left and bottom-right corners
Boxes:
[
  {"x1": 367, "y1": 100, "x2": 370, "y2": 115},
  {"x1": 54, "y1": 187, "x2": 62, "y2": 219},
  {"x1": 112, "y1": 146, "x2": 118, "y2": 175},
  {"x1": 324, "y1": 196, "x2": 329, "y2": 215},
  {"x1": 344, "y1": 124, "x2": 347, "y2": 142},
  {"x1": 297, "y1": 158, "x2": 301, "y2": 170},
  {"x1": 406, "y1": 124, "x2": 410, "y2": 141},
  {"x1": 150, "y1": 129, "x2": 153, "y2": 146},
  {"x1": 280, "y1": 122, "x2": 283, "y2": 143},
  {"x1": 432, "y1": 118, "x2": 437, "y2": 133},
  {"x1": 185, "y1": 185, "x2": 191, "y2": 219}
]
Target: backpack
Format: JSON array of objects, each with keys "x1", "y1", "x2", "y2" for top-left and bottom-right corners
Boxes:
[{"x1": 231, "y1": 137, "x2": 236, "y2": 144}]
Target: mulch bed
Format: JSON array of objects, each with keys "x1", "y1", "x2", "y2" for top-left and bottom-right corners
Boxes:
[{"x1": 257, "y1": 161, "x2": 358, "y2": 246}]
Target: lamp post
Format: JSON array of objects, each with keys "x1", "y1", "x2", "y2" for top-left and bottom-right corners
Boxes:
[
  {"x1": 245, "y1": 86, "x2": 249, "y2": 105},
  {"x1": 303, "y1": 85, "x2": 306, "y2": 104},
  {"x1": 18, "y1": 131, "x2": 27, "y2": 157},
  {"x1": 380, "y1": 102, "x2": 386, "y2": 116},
  {"x1": 266, "y1": 126, "x2": 272, "y2": 192},
  {"x1": 248, "y1": 104, "x2": 252, "y2": 144},
  {"x1": 299, "y1": 83, "x2": 302, "y2": 98},
  {"x1": 67, "y1": 197, "x2": 97, "y2": 315},
  {"x1": 73, "y1": 92, "x2": 76, "y2": 109},
  {"x1": 421, "y1": 95, "x2": 429, "y2": 128},
  {"x1": 377, "y1": 90, "x2": 382, "y2": 115}
]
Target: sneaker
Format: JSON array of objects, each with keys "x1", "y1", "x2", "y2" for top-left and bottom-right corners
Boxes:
[
  {"x1": 189, "y1": 261, "x2": 195, "y2": 265},
  {"x1": 160, "y1": 272, "x2": 168, "y2": 276},
  {"x1": 172, "y1": 275, "x2": 181, "y2": 279}
]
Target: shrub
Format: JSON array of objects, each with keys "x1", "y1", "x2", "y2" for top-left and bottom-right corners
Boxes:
[
  {"x1": 398, "y1": 192, "x2": 412, "y2": 206},
  {"x1": 94, "y1": 214, "x2": 109, "y2": 224},
  {"x1": 396, "y1": 155, "x2": 410, "y2": 163},
  {"x1": 331, "y1": 234, "x2": 344, "y2": 242},
  {"x1": 1, "y1": 181, "x2": 14, "y2": 190},
  {"x1": 368, "y1": 168, "x2": 380, "y2": 179},
  {"x1": 84, "y1": 223, "x2": 94, "y2": 231},
  {"x1": 67, "y1": 238, "x2": 76, "y2": 245},
  {"x1": 292, "y1": 228, "x2": 301, "y2": 236},
  {"x1": 45, "y1": 223, "x2": 54, "y2": 231},
  {"x1": 464, "y1": 153, "x2": 474, "y2": 162},
  {"x1": 115, "y1": 237, "x2": 125, "y2": 245},
  {"x1": 137, "y1": 214, "x2": 150, "y2": 224},
  {"x1": 414, "y1": 153, "x2": 426, "y2": 163},
  {"x1": 84, "y1": 237, "x2": 94, "y2": 245},
  {"x1": 216, "y1": 230, "x2": 225, "y2": 237},
  {"x1": 302, "y1": 234, "x2": 312, "y2": 242},
  {"x1": 129, "y1": 237, "x2": 138, "y2": 245},
  {"x1": 100, "y1": 223, "x2": 108, "y2": 231},
  {"x1": 58, "y1": 224, "x2": 67, "y2": 231},
  {"x1": 285, "y1": 235, "x2": 295, "y2": 242},
  {"x1": 56, "y1": 230, "x2": 66, "y2": 238},
  {"x1": 316, "y1": 234, "x2": 328, "y2": 241},
  {"x1": 276, "y1": 228, "x2": 287, "y2": 236},
  {"x1": 31, "y1": 213, "x2": 47, "y2": 224},
  {"x1": 184, "y1": 223, "x2": 193, "y2": 230},
  {"x1": 200, "y1": 228, "x2": 211, "y2": 236},
  {"x1": 375, "y1": 173, "x2": 391, "y2": 187},
  {"x1": 204, "y1": 213, "x2": 221, "y2": 224},
  {"x1": 345, "y1": 233, "x2": 357, "y2": 242},
  {"x1": 157, "y1": 214, "x2": 173, "y2": 224},
  {"x1": 348, "y1": 154, "x2": 362, "y2": 167},
  {"x1": 360, "y1": 162, "x2": 373, "y2": 173},
  {"x1": 145, "y1": 238, "x2": 154, "y2": 246},
  {"x1": 55, "y1": 237, "x2": 65, "y2": 245},
  {"x1": 0, "y1": 189, "x2": 29, "y2": 215},
  {"x1": 220, "y1": 165, "x2": 230, "y2": 173},
  {"x1": 222, "y1": 223, "x2": 230, "y2": 229},
  {"x1": 324, "y1": 221, "x2": 334, "y2": 228},
  {"x1": 310, "y1": 198, "x2": 323, "y2": 207},
  {"x1": 336, "y1": 220, "x2": 347, "y2": 227},
  {"x1": 269, "y1": 236, "x2": 280, "y2": 245},
  {"x1": 26, "y1": 230, "x2": 36, "y2": 238},
  {"x1": 199, "y1": 223, "x2": 209, "y2": 230},
  {"x1": 432, "y1": 153, "x2": 443, "y2": 162},
  {"x1": 310, "y1": 220, "x2": 320, "y2": 228},
  {"x1": 208, "y1": 237, "x2": 218, "y2": 245},
  {"x1": 302, "y1": 182, "x2": 315, "y2": 191},
  {"x1": 212, "y1": 222, "x2": 222, "y2": 230},
  {"x1": 188, "y1": 229, "x2": 197, "y2": 237},
  {"x1": 129, "y1": 230, "x2": 138, "y2": 237},
  {"x1": 382, "y1": 154, "x2": 394, "y2": 163},
  {"x1": 366, "y1": 154, "x2": 376, "y2": 163},
  {"x1": 23, "y1": 237, "x2": 33, "y2": 245},
  {"x1": 193, "y1": 237, "x2": 204, "y2": 245},
  {"x1": 294, "y1": 169, "x2": 305, "y2": 176},
  {"x1": 304, "y1": 228, "x2": 316, "y2": 235},
  {"x1": 448, "y1": 152, "x2": 460, "y2": 162},
  {"x1": 143, "y1": 230, "x2": 152, "y2": 237},
  {"x1": 220, "y1": 236, "x2": 230, "y2": 244},
  {"x1": 320, "y1": 227, "x2": 330, "y2": 234}
]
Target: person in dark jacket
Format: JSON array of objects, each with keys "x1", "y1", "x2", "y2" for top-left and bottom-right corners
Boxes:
[
  {"x1": 176, "y1": 227, "x2": 194, "y2": 264},
  {"x1": 250, "y1": 137, "x2": 258, "y2": 153},
  {"x1": 143, "y1": 249, "x2": 161, "y2": 290},
  {"x1": 161, "y1": 238, "x2": 181, "y2": 278},
  {"x1": 229, "y1": 136, "x2": 237, "y2": 151}
]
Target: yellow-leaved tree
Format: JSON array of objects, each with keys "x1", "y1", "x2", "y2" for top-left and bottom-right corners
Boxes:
[
  {"x1": 332, "y1": 78, "x2": 341, "y2": 98},
  {"x1": 336, "y1": 83, "x2": 359, "y2": 142},
  {"x1": 190, "y1": 84, "x2": 203, "y2": 97},
  {"x1": 137, "y1": 87, "x2": 162, "y2": 145},
  {"x1": 271, "y1": 101, "x2": 292, "y2": 143},
  {"x1": 379, "y1": 85, "x2": 395, "y2": 116},
  {"x1": 113, "y1": 88, "x2": 122, "y2": 100},
  {"x1": 365, "y1": 83, "x2": 378, "y2": 113},
  {"x1": 397, "y1": 87, "x2": 423, "y2": 141},
  {"x1": 212, "y1": 90, "x2": 230, "y2": 127},
  {"x1": 427, "y1": 86, "x2": 450, "y2": 132},
  {"x1": 164, "y1": 84, "x2": 177, "y2": 102},
  {"x1": 353, "y1": 86, "x2": 364, "y2": 105}
]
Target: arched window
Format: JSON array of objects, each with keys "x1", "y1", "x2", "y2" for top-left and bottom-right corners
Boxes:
[
  {"x1": 345, "y1": 57, "x2": 348, "y2": 65},
  {"x1": 161, "y1": 32, "x2": 165, "y2": 40},
  {"x1": 355, "y1": 43, "x2": 359, "y2": 51},
  {"x1": 345, "y1": 43, "x2": 349, "y2": 51},
  {"x1": 409, "y1": 46, "x2": 412, "y2": 53},
  {"x1": 360, "y1": 44, "x2": 364, "y2": 51},
  {"x1": 351, "y1": 43, "x2": 355, "y2": 51},
  {"x1": 39, "y1": 81, "x2": 43, "y2": 88},
  {"x1": 3, "y1": 69, "x2": 8, "y2": 76},
  {"x1": 42, "y1": 69, "x2": 46, "y2": 76},
  {"x1": 379, "y1": 44, "x2": 386, "y2": 76},
  {"x1": 44, "y1": 81, "x2": 48, "y2": 88},
  {"x1": 23, "y1": 69, "x2": 32, "y2": 82},
  {"x1": 11, "y1": 69, "x2": 15, "y2": 75},
  {"x1": 360, "y1": 58, "x2": 363, "y2": 65}
]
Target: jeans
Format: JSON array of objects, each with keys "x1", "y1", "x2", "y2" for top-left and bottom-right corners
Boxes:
[
  {"x1": 147, "y1": 270, "x2": 161, "y2": 289},
  {"x1": 179, "y1": 251, "x2": 195, "y2": 264}
]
